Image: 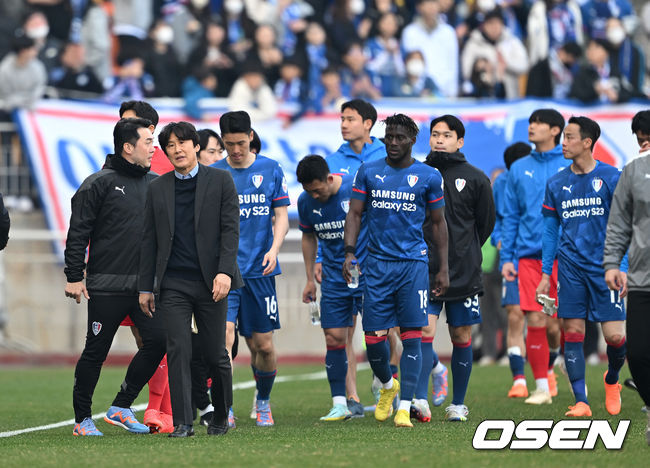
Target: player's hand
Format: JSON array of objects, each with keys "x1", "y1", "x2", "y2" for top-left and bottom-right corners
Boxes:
[
  {"x1": 65, "y1": 281, "x2": 90, "y2": 304},
  {"x1": 502, "y1": 262, "x2": 517, "y2": 281},
  {"x1": 605, "y1": 268, "x2": 628, "y2": 298},
  {"x1": 262, "y1": 248, "x2": 279, "y2": 276},
  {"x1": 535, "y1": 273, "x2": 551, "y2": 298},
  {"x1": 302, "y1": 280, "x2": 317, "y2": 304},
  {"x1": 432, "y1": 269, "x2": 449, "y2": 296},
  {"x1": 212, "y1": 273, "x2": 231, "y2": 302},
  {"x1": 314, "y1": 263, "x2": 323, "y2": 284},
  {"x1": 139, "y1": 293, "x2": 155, "y2": 318},
  {"x1": 342, "y1": 254, "x2": 358, "y2": 284}
]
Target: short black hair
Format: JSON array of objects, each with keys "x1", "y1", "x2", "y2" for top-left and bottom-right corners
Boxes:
[
  {"x1": 296, "y1": 154, "x2": 330, "y2": 185},
  {"x1": 119, "y1": 101, "x2": 159, "y2": 128},
  {"x1": 529, "y1": 108, "x2": 565, "y2": 145},
  {"x1": 632, "y1": 110, "x2": 650, "y2": 135},
  {"x1": 483, "y1": 7, "x2": 504, "y2": 23},
  {"x1": 341, "y1": 99, "x2": 378, "y2": 128},
  {"x1": 220, "y1": 110, "x2": 252, "y2": 135},
  {"x1": 113, "y1": 118, "x2": 152, "y2": 156},
  {"x1": 561, "y1": 41, "x2": 582, "y2": 59},
  {"x1": 250, "y1": 128, "x2": 261, "y2": 153},
  {"x1": 158, "y1": 121, "x2": 199, "y2": 155},
  {"x1": 568, "y1": 116, "x2": 600, "y2": 150},
  {"x1": 430, "y1": 114, "x2": 465, "y2": 138},
  {"x1": 12, "y1": 35, "x2": 35, "y2": 53},
  {"x1": 197, "y1": 128, "x2": 222, "y2": 152},
  {"x1": 383, "y1": 114, "x2": 419, "y2": 139},
  {"x1": 503, "y1": 142, "x2": 531, "y2": 169}
]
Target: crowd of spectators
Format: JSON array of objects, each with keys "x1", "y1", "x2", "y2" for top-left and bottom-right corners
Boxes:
[{"x1": 0, "y1": 0, "x2": 648, "y2": 122}]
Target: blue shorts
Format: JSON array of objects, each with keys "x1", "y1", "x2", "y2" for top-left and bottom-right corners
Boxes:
[
  {"x1": 321, "y1": 279, "x2": 363, "y2": 329},
  {"x1": 501, "y1": 278, "x2": 519, "y2": 306},
  {"x1": 362, "y1": 256, "x2": 429, "y2": 331},
  {"x1": 428, "y1": 294, "x2": 482, "y2": 327},
  {"x1": 557, "y1": 259, "x2": 625, "y2": 323},
  {"x1": 227, "y1": 276, "x2": 280, "y2": 337}
]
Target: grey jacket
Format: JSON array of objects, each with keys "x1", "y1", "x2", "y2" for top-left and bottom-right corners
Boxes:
[{"x1": 603, "y1": 152, "x2": 650, "y2": 290}]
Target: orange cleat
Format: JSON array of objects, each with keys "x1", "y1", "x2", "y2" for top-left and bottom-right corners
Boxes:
[
  {"x1": 565, "y1": 401, "x2": 592, "y2": 417},
  {"x1": 548, "y1": 371, "x2": 558, "y2": 397},
  {"x1": 508, "y1": 383, "x2": 529, "y2": 398},
  {"x1": 159, "y1": 412, "x2": 174, "y2": 433},
  {"x1": 144, "y1": 409, "x2": 163, "y2": 433},
  {"x1": 604, "y1": 371, "x2": 622, "y2": 415}
]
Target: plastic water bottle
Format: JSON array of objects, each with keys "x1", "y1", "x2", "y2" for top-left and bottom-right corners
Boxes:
[
  {"x1": 348, "y1": 260, "x2": 359, "y2": 289},
  {"x1": 308, "y1": 301, "x2": 321, "y2": 326}
]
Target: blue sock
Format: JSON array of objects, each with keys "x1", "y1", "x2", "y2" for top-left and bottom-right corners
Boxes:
[
  {"x1": 325, "y1": 346, "x2": 348, "y2": 398},
  {"x1": 564, "y1": 334, "x2": 588, "y2": 404},
  {"x1": 549, "y1": 347, "x2": 560, "y2": 371},
  {"x1": 414, "y1": 337, "x2": 434, "y2": 399},
  {"x1": 451, "y1": 340, "x2": 473, "y2": 405},
  {"x1": 508, "y1": 348, "x2": 525, "y2": 381},
  {"x1": 605, "y1": 338, "x2": 626, "y2": 385},
  {"x1": 399, "y1": 336, "x2": 422, "y2": 402},
  {"x1": 251, "y1": 363, "x2": 258, "y2": 379},
  {"x1": 255, "y1": 369, "x2": 277, "y2": 401},
  {"x1": 365, "y1": 336, "x2": 392, "y2": 384}
]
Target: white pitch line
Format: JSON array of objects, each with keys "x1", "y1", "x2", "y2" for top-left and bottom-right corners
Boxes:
[{"x1": 0, "y1": 364, "x2": 369, "y2": 438}]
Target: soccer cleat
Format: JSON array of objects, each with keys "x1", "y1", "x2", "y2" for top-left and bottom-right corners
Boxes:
[
  {"x1": 159, "y1": 412, "x2": 174, "y2": 433},
  {"x1": 144, "y1": 409, "x2": 163, "y2": 433},
  {"x1": 371, "y1": 379, "x2": 381, "y2": 405},
  {"x1": 565, "y1": 402, "x2": 592, "y2": 417},
  {"x1": 394, "y1": 409, "x2": 413, "y2": 428},
  {"x1": 228, "y1": 407, "x2": 236, "y2": 429},
  {"x1": 199, "y1": 410, "x2": 214, "y2": 427},
  {"x1": 536, "y1": 293, "x2": 557, "y2": 316},
  {"x1": 444, "y1": 404, "x2": 469, "y2": 422},
  {"x1": 320, "y1": 404, "x2": 352, "y2": 421},
  {"x1": 256, "y1": 400, "x2": 274, "y2": 427},
  {"x1": 604, "y1": 371, "x2": 622, "y2": 415},
  {"x1": 250, "y1": 390, "x2": 258, "y2": 419},
  {"x1": 104, "y1": 406, "x2": 150, "y2": 433},
  {"x1": 72, "y1": 417, "x2": 103, "y2": 436},
  {"x1": 524, "y1": 389, "x2": 552, "y2": 405},
  {"x1": 347, "y1": 398, "x2": 365, "y2": 418},
  {"x1": 431, "y1": 365, "x2": 448, "y2": 406},
  {"x1": 508, "y1": 383, "x2": 529, "y2": 398},
  {"x1": 548, "y1": 371, "x2": 558, "y2": 397},
  {"x1": 410, "y1": 400, "x2": 431, "y2": 423},
  {"x1": 374, "y1": 379, "x2": 400, "y2": 422}
]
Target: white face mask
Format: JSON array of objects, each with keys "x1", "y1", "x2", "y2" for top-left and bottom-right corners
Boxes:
[
  {"x1": 155, "y1": 26, "x2": 174, "y2": 44},
  {"x1": 477, "y1": 0, "x2": 496, "y2": 13},
  {"x1": 406, "y1": 59, "x2": 425, "y2": 77},
  {"x1": 191, "y1": 0, "x2": 210, "y2": 9},
  {"x1": 26, "y1": 25, "x2": 49, "y2": 40},
  {"x1": 350, "y1": 0, "x2": 365, "y2": 16},
  {"x1": 225, "y1": 0, "x2": 244, "y2": 15},
  {"x1": 606, "y1": 27, "x2": 626, "y2": 47}
]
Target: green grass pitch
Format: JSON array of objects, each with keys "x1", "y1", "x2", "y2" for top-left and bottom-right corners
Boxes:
[{"x1": 0, "y1": 363, "x2": 646, "y2": 467}]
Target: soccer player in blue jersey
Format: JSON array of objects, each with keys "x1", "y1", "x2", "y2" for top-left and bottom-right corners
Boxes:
[
  {"x1": 296, "y1": 154, "x2": 369, "y2": 421},
  {"x1": 343, "y1": 113, "x2": 449, "y2": 428},
  {"x1": 538, "y1": 116, "x2": 626, "y2": 417},
  {"x1": 213, "y1": 111, "x2": 290, "y2": 427}
]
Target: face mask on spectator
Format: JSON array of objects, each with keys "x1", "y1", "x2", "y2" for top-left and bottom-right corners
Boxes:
[
  {"x1": 350, "y1": 0, "x2": 365, "y2": 16},
  {"x1": 406, "y1": 59, "x2": 425, "y2": 77},
  {"x1": 477, "y1": 0, "x2": 496, "y2": 13},
  {"x1": 224, "y1": 0, "x2": 244, "y2": 15},
  {"x1": 192, "y1": 0, "x2": 210, "y2": 8},
  {"x1": 26, "y1": 25, "x2": 49, "y2": 40},
  {"x1": 606, "y1": 27, "x2": 626, "y2": 47},
  {"x1": 155, "y1": 26, "x2": 174, "y2": 44}
]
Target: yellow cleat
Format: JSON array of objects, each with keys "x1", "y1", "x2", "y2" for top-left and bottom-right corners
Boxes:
[
  {"x1": 375, "y1": 378, "x2": 400, "y2": 422},
  {"x1": 394, "y1": 409, "x2": 413, "y2": 428}
]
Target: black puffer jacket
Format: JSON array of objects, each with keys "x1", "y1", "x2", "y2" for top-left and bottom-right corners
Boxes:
[
  {"x1": 424, "y1": 151, "x2": 495, "y2": 301},
  {"x1": 64, "y1": 154, "x2": 156, "y2": 293}
]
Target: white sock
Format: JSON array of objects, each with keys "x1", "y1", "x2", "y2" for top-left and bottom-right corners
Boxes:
[
  {"x1": 508, "y1": 346, "x2": 522, "y2": 356},
  {"x1": 433, "y1": 362, "x2": 446, "y2": 374},
  {"x1": 333, "y1": 396, "x2": 347, "y2": 407},
  {"x1": 514, "y1": 378, "x2": 527, "y2": 387},
  {"x1": 373, "y1": 375, "x2": 382, "y2": 387},
  {"x1": 199, "y1": 404, "x2": 214, "y2": 416},
  {"x1": 382, "y1": 378, "x2": 394, "y2": 390},
  {"x1": 535, "y1": 378, "x2": 550, "y2": 392},
  {"x1": 398, "y1": 400, "x2": 411, "y2": 412},
  {"x1": 415, "y1": 398, "x2": 429, "y2": 407}
]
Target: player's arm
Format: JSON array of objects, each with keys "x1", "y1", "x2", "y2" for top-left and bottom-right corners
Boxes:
[
  {"x1": 342, "y1": 198, "x2": 364, "y2": 283},
  {"x1": 500, "y1": 169, "x2": 520, "y2": 280},
  {"x1": 604, "y1": 167, "x2": 633, "y2": 296},
  {"x1": 429, "y1": 205, "x2": 449, "y2": 296},
  {"x1": 301, "y1": 231, "x2": 318, "y2": 303},
  {"x1": 263, "y1": 205, "x2": 289, "y2": 275},
  {"x1": 537, "y1": 183, "x2": 560, "y2": 296}
]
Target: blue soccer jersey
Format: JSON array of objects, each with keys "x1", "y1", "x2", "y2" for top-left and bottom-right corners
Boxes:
[
  {"x1": 298, "y1": 176, "x2": 368, "y2": 287},
  {"x1": 213, "y1": 155, "x2": 290, "y2": 278},
  {"x1": 351, "y1": 158, "x2": 444, "y2": 262},
  {"x1": 542, "y1": 161, "x2": 621, "y2": 274}
]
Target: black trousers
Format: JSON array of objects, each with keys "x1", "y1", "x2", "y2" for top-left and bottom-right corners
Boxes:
[
  {"x1": 191, "y1": 334, "x2": 211, "y2": 413},
  {"x1": 626, "y1": 290, "x2": 650, "y2": 407},
  {"x1": 160, "y1": 278, "x2": 232, "y2": 426},
  {"x1": 72, "y1": 293, "x2": 166, "y2": 423}
]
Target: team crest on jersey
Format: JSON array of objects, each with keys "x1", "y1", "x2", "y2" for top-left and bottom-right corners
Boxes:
[
  {"x1": 592, "y1": 178, "x2": 603, "y2": 192},
  {"x1": 407, "y1": 175, "x2": 418, "y2": 187},
  {"x1": 455, "y1": 178, "x2": 466, "y2": 192},
  {"x1": 341, "y1": 199, "x2": 350, "y2": 213},
  {"x1": 92, "y1": 321, "x2": 102, "y2": 336},
  {"x1": 252, "y1": 174, "x2": 263, "y2": 188}
]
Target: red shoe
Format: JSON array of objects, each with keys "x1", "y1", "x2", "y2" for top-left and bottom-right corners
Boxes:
[
  {"x1": 144, "y1": 409, "x2": 163, "y2": 433},
  {"x1": 159, "y1": 412, "x2": 174, "y2": 433}
]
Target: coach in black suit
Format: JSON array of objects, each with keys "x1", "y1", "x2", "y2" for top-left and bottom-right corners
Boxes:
[{"x1": 138, "y1": 121, "x2": 243, "y2": 437}]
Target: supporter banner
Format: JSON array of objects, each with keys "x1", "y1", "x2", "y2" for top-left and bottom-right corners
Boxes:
[{"x1": 15, "y1": 98, "x2": 648, "y2": 258}]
